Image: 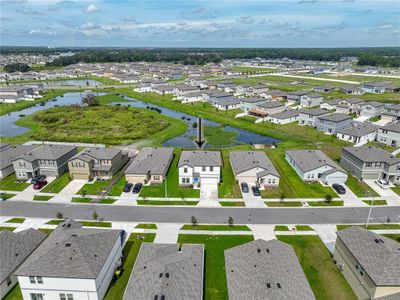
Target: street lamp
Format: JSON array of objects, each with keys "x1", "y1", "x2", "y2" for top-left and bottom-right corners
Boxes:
[{"x1": 365, "y1": 190, "x2": 374, "y2": 228}]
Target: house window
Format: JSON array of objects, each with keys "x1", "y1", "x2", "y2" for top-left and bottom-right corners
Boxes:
[
  {"x1": 154, "y1": 175, "x2": 160, "y2": 181},
  {"x1": 202, "y1": 166, "x2": 206, "y2": 171},
  {"x1": 37, "y1": 276, "x2": 43, "y2": 284},
  {"x1": 6, "y1": 277, "x2": 11, "y2": 286},
  {"x1": 184, "y1": 168, "x2": 188, "y2": 173},
  {"x1": 29, "y1": 276, "x2": 36, "y2": 284},
  {"x1": 60, "y1": 294, "x2": 66, "y2": 300},
  {"x1": 210, "y1": 166, "x2": 214, "y2": 172},
  {"x1": 19, "y1": 161, "x2": 26, "y2": 167},
  {"x1": 30, "y1": 294, "x2": 43, "y2": 300},
  {"x1": 366, "y1": 162, "x2": 372, "y2": 167},
  {"x1": 67, "y1": 294, "x2": 73, "y2": 300}
]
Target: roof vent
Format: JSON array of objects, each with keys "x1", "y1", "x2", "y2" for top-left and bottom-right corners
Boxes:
[
  {"x1": 144, "y1": 266, "x2": 147, "y2": 269},
  {"x1": 15, "y1": 253, "x2": 18, "y2": 256},
  {"x1": 159, "y1": 273, "x2": 163, "y2": 278},
  {"x1": 267, "y1": 283, "x2": 271, "y2": 289},
  {"x1": 65, "y1": 243, "x2": 71, "y2": 247},
  {"x1": 277, "y1": 283, "x2": 281, "y2": 289},
  {"x1": 257, "y1": 248, "x2": 261, "y2": 253},
  {"x1": 266, "y1": 248, "x2": 270, "y2": 253}
]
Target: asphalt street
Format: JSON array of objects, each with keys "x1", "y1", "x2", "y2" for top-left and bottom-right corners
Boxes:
[{"x1": 1, "y1": 201, "x2": 400, "y2": 225}]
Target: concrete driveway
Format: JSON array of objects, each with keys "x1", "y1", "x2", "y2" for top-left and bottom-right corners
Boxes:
[
  {"x1": 11, "y1": 177, "x2": 56, "y2": 201},
  {"x1": 338, "y1": 184, "x2": 368, "y2": 207},
  {"x1": 199, "y1": 182, "x2": 220, "y2": 207},
  {"x1": 364, "y1": 180, "x2": 400, "y2": 206},
  {"x1": 354, "y1": 116, "x2": 369, "y2": 122},
  {"x1": 115, "y1": 192, "x2": 138, "y2": 206},
  {"x1": 242, "y1": 184, "x2": 265, "y2": 208}
]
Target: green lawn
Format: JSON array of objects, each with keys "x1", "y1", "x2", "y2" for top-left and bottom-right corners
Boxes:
[
  {"x1": 134, "y1": 223, "x2": 157, "y2": 229},
  {"x1": 308, "y1": 201, "x2": 344, "y2": 206},
  {"x1": 0, "y1": 174, "x2": 30, "y2": 191},
  {"x1": 362, "y1": 200, "x2": 387, "y2": 206},
  {"x1": 274, "y1": 225, "x2": 290, "y2": 231},
  {"x1": 45, "y1": 219, "x2": 112, "y2": 227},
  {"x1": 337, "y1": 224, "x2": 400, "y2": 230},
  {"x1": 5, "y1": 218, "x2": 25, "y2": 223},
  {"x1": 345, "y1": 174, "x2": 379, "y2": 197},
  {"x1": 33, "y1": 195, "x2": 53, "y2": 201},
  {"x1": 72, "y1": 197, "x2": 118, "y2": 204},
  {"x1": 218, "y1": 149, "x2": 243, "y2": 198},
  {"x1": 104, "y1": 233, "x2": 156, "y2": 300},
  {"x1": 199, "y1": 125, "x2": 239, "y2": 147},
  {"x1": 140, "y1": 149, "x2": 200, "y2": 198},
  {"x1": 137, "y1": 200, "x2": 199, "y2": 206},
  {"x1": 109, "y1": 176, "x2": 126, "y2": 197},
  {"x1": 177, "y1": 234, "x2": 254, "y2": 300},
  {"x1": 0, "y1": 193, "x2": 16, "y2": 200},
  {"x1": 391, "y1": 186, "x2": 400, "y2": 196},
  {"x1": 0, "y1": 226, "x2": 16, "y2": 231},
  {"x1": 96, "y1": 94, "x2": 130, "y2": 105},
  {"x1": 295, "y1": 225, "x2": 315, "y2": 231},
  {"x1": 277, "y1": 235, "x2": 357, "y2": 300},
  {"x1": 219, "y1": 201, "x2": 245, "y2": 207},
  {"x1": 383, "y1": 234, "x2": 400, "y2": 242},
  {"x1": 38, "y1": 228, "x2": 54, "y2": 234},
  {"x1": 180, "y1": 224, "x2": 251, "y2": 231},
  {"x1": 78, "y1": 180, "x2": 110, "y2": 195},
  {"x1": 41, "y1": 173, "x2": 71, "y2": 193},
  {"x1": 265, "y1": 201, "x2": 302, "y2": 207},
  {"x1": 2, "y1": 283, "x2": 23, "y2": 300}
]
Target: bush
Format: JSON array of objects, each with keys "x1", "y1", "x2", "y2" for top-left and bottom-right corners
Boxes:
[{"x1": 325, "y1": 194, "x2": 332, "y2": 203}]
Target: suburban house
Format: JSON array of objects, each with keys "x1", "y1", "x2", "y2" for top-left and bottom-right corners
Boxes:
[
  {"x1": 224, "y1": 239, "x2": 315, "y2": 300},
  {"x1": 359, "y1": 101, "x2": 385, "y2": 118},
  {"x1": 125, "y1": 147, "x2": 174, "y2": 185},
  {"x1": 179, "y1": 91, "x2": 204, "y2": 103},
  {"x1": 153, "y1": 85, "x2": 174, "y2": 95},
  {"x1": 300, "y1": 93, "x2": 324, "y2": 108},
  {"x1": 239, "y1": 97, "x2": 266, "y2": 113},
  {"x1": 0, "y1": 145, "x2": 39, "y2": 179},
  {"x1": 361, "y1": 83, "x2": 386, "y2": 94},
  {"x1": 12, "y1": 145, "x2": 78, "y2": 180},
  {"x1": 173, "y1": 85, "x2": 200, "y2": 97},
  {"x1": 337, "y1": 123, "x2": 379, "y2": 144},
  {"x1": 123, "y1": 243, "x2": 204, "y2": 300},
  {"x1": 314, "y1": 84, "x2": 335, "y2": 93},
  {"x1": 385, "y1": 104, "x2": 400, "y2": 117},
  {"x1": 336, "y1": 98, "x2": 364, "y2": 115},
  {"x1": 320, "y1": 99, "x2": 340, "y2": 111},
  {"x1": 214, "y1": 98, "x2": 241, "y2": 110},
  {"x1": 315, "y1": 113, "x2": 353, "y2": 134},
  {"x1": 287, "y1": 91, "x2": 308, "y2": 105},
  {"x1": 377, "y1": 122, "x2": 400, "y2": 148},
  {"x1": 15, "y1": 220, "x2": 126, "y2": 300},
  {"x1": 333, "y1": 226, "x2": 400, "y2": 300},
  {"x1": 203, "y1": 90, "x2": 232, "y2": 104},
  {"x1": 247, "y1": 84, "x2": 269, "y2": 96},
  {"x1": 340, "y1": 86, "x2": 365, "y2": 95},
  {"x1": 340, "y1": 146, "x2": 400, "y2": 183},
  {"x1": 0, "y1": 229, "x2": 47, "y2": 298},
  {"x1": 248, "y1": 101, "x2": 286, "y2": 118},
  {"x1": 286, "y1": 149, "x2": 348, "y2": 185},
  {"x1": 229, "y1": 151, "x2": 280, "y2": 187},
  {"x1": 68, "y1": 147, "x2": 129, "y2": 180},
  {"x1": 261, "y1": 90, "x2": 288, "y2": 101},
  {"x1": 298, "y1": 108, "x2": 329, "y2": 127},
  {"x1": 266, "y1": 110, "x2": 299, "y2": 125},
  {"x1": 178, "y1": 150, "x2": 221, "y2": 187}
]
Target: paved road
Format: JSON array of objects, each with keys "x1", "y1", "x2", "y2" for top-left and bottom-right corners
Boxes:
[{"x1": 1, "y1": 202, "x2": 400, "y2": 225}]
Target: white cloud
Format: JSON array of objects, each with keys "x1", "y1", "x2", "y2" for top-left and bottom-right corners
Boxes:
[{"x1": 85, "y1": 4, "x2": 99, "y2": 13}]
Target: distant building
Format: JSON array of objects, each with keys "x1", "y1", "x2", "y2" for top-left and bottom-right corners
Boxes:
[
  {"x1": 337, "y1": 123, "x2": 379, "y2": 144},
  {"x1": 316, "y1": 113, "x2": 353, "y2": 134},
  {"x1": 298, "y1": 108, "x2": 329, "y2": 127},
  {"x1": 266, "y1": 110, "x2": 299, "y2": 125}
]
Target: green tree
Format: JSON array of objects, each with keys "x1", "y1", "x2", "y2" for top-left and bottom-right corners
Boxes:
[
  {"x1": 228, "y1": 216, "x2": 234, "y2": 226},
  {"x1": 191, "y1": 216, "x2": 197, "y2": 226}
]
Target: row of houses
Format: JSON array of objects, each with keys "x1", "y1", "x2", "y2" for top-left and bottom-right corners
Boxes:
[
  {"x1": 0, "y1": 84, "x2": 45, "y2": 103},
  {"x1": 2, "y1": 221, "x2": 398, "y2": 300}
]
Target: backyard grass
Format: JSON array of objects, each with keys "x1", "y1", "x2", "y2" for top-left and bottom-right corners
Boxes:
[
  {"x1": 199, "y1": 125, "x2": 239, "y2": 147},
  {"x1": 345, "y1": 174, "x2": 380, "y2": 197},
  {"x1": 219, "y1": 201, "x2": 245, "y2": 207},
  {"x1": 0, "y1": 226, "x2": 16, "y2": 231},
  {"x1": 177, "y1": 234, "x2": 254, "y2": 300},
  {"x1": 296, "y1": 225, "x2": 315, "y2": 231},
  {"x1": 274, "y1": 225, "x2": 290, "y2": 231},
  {"x1": 362, "y1": 200, "x2": 387, "y2": 206},
  {"x1": 41, "y1": 173, "x2": 71, "y2": 193},
  {"x1": 78, "y1": 180, "x2": 110, "y2": 195},
  {"x1": 104, "y1": 233, "x2": 156, "y2": 300},
  {"x1": 2, "y1": 283, "x2": 23, "y2": 300},
  {"x1": 218, "y1": 149, "x2": 243, "y2": 198},
  {"x1": 96, "y1": 94, "x2": 130, "y2": 105},
  {"x1": 308, "y1": 201, "x2": 344, "y2": 206},
  {"x1": 0, "y1": 193, "x2": 16, "y2": 200},
  {"x1": 337, "y1": 224, "x2": 400, "y2": 230},
  {"x1": 366, "y1": 141, "x2": 396, "y2": 153},
  {"x1": 134, "y1": 223, "x2": 157, "y2": 229},
  {"x1": 265, "y1": 201, "x2": 303, "y2": 207},
  {"x1": 137, "y1": 200, "x2": 199, "y2": 206},
  {"x1": 0, "y1": 174, "x2": 30, "y2": 191},
  {"x1": 277, "y1": 235, "x2": 357, "y2": 300},
  {"x1": 180, "y1": 224, "x2": 251, "y2": 231},
  {"x1": 33, "y1": 195, "x2": 53, "y2": 201},
  {"x1": 140, "y1": 149, "x2": 200, "y2": 198},
  {"x1": 5, "y1": 218, "x2": 25, "y2": 223}
]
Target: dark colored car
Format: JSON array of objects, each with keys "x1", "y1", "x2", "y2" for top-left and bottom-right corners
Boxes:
[
  {"x1": 241, "y1": 182, "x2": 249, "y2": 193},
  {"x1": 332, "y1": 184, "x2": 346, "y2": 194},
  {"x1": 132, "y1": 183, "x2": 143, "y2": 194},
  {"x1": 252, "y1": 186, "x2": 261, "y2": 196},
  {"x1": 33, "y1": 180, "x2": 47, "y2": 190},
  {"x1": 31, "y1": 175, "x2": 46, "y2": 185},
  {"x1": 123, "y1": 183, "x2": 133, "y2": 193}
]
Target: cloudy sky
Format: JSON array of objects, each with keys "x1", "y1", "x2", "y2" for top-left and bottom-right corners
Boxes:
[{"x1": 1, "y1": 0, "x2": 399, "y2": 48}]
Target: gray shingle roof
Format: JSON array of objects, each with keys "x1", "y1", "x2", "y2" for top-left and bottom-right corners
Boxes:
[
  {"x1": 240, "y1": 97, "x2": 265, "y2": 104},
  {"x1": 342, "y1": 146, "x2": 400, "y2": 165},
  {"x1": 286, "y1": 149, "x2": 346, "y2": 173},
  {"x1": 178, "y1": 150, "x2": 222, "y2": 167},
  {"x1": 268, "y1": 110, "x2": 299, "y2": 120},
  {"x1": 0, "y1": 145, "x2": 39, "y2": 169},
  {"x1": 0, "y1": 229, "x2": 47, "y2": 284},
  {"x1": 318, "y1": 113, "x2": 352, "y2": 122},
  {"x1": 15, "y1": 220, "x2": 122, "y2": 279},
  {"x1": 256, "y1": 101, "x2": 285, "y2": 109},
  {"x1": 16, "y1": 145, "x2": 77, "y2": 162},
  {"x1": 79, "y1": 147, "x2": 121, "y2": 160},
  {"x1": 299, "y1": 108, "x2": 328, "y2": 116},
  {"x1": 225, "y1": 239, "x2": 315, "y2": 300},
  {"x1": 230, "y1": 151, "x2": 280, "y2": 178},
  {"x1": 216, "y1": 98, "x2": 240, "y2": 106},
  {"x1": 381, "y1": 122, "x2": 400, "y2": 134},
  {"x1": 338, "y1": 122, "x2": 379, "y2": 137},
  {"x1": 125, "y1": 147, "x2": 174, "y2": 176},
  {"x1": 361, "y1": 101, "x2": 384, "y2": 108},
  {"x1": 336, "y1": 226, "x2": 400, "y2": 286},
  {"x1": 123, "y1": 243, "x2": 204, "y2": 300}
]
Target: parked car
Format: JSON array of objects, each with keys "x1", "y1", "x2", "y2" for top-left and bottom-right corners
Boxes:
[
  {"x1": 375, "y1": 179, "x2": 389, "y2": 189},
  {"x1": 33, "y1": 180, "x2": 47, "y2": 190},
  {"x1": 332, "y1": 184, "x2": 346, "y2": 194},
  {"x1": 132, "y1": 183, "x2": 143, "y2": 194},
  {"x1": 123, "y1": 183, "x2": 133, "y2": 193},
  {"x1": 31, "y1": 175, "x2": 46, "y2": 185},
  {"x1": 241, "y1": 182, "x2": 249, "y2": 193},
  {"x1": 251, "y1": 186, "x2": 261, "y2": 196}
]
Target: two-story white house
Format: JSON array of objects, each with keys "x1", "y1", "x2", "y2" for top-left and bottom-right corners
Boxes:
[
  {"x1": 178, "y1": 150, "x2": 221, "y2": 187},
  {"x1": 15, "y1": 220, "x2": 126, "y2": 300}
]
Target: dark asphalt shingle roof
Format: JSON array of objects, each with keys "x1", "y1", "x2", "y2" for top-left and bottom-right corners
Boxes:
[
  {"x1": 229, "y1": 151, "x2": 279, "y2": 177},
  {"x1": 337, "y1": 226, "x2": 400, "y2": 286},
  {"x1": 338, "y1": 122, "x2": 379, "y2": 137},
  {"x1": 268, "y1": 110, "x2": 299, "y2": 120},
  {"x1": 16, "y1": 145, "x2": 77, "y2": 162},
  {"x1": 317, "y1": 113, "x2": 352, "y2": 122},
  {"x1": 125, "y1": 147, "x2": 174, "y2": 176},
  {"x1": 0, "y1": 145, "x2": 38, "y2": 169},
  {"x1": 225, "y1": 239, "x2": 315, "y2": 300},
  {"x1": 299, "y1": 108, "x2": 328, "y2": 116},
  {"x1": 178, "y1": 150, "x2": 222, "y2": 167},
  {"x1": 286, "y1": 149, "x2": 346, "y2": 173},
  {"x1": 342, "y1": 146, "x2": 400, "y2": 165},
  {"x1": 381, "y1": 122, "x2": 400, "y2": 134}
]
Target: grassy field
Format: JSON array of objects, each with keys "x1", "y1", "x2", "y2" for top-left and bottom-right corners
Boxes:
[
  {"x1": 180, "y1": 224, "x2": 251, "y2": 231},
  {"x1": 46, "y1": 219, "x2": 112, "y2": 227},
  {"x1": 33, "y1": 195, "x2": 53, "y2": 201},
  {"x1": 41, "y1": 173, "x2": 71, "y2": 193},
  {"x1": 200, "y1": 125, "x2": 239, "y2": 147},
  {"x1": 219, "y1": 201, "x2": 245, "y2": 207},
  {"x1": 72, "y1": 197, "x2": 116, "y2": 204},
  {"x1": 109, "y1": 176, "x2": 126, "y2": 197},
  {"x1": 0, "y1": 174, "x2": 30, "y2": 191},
  {"x1": 177, "y1": 234, "x2": 254, "y2": 300},
  {"x1": 134, "y1": 223, "x2": 157, "y2": 229},
  {"x1": 345, "y1": 174, "x2": 379, "y2": 197},
  {"x1": 104, "y1": 233, "x2": 156, "y2": 300},
  {"x1": 230, "y1": 66, "x2": 279, "y2": 73},
  {"x1": 140, "y1": 149, "x2": 200, "y2": 198},
  {"x1": 218, "y1": 149, "x2": 243, "y2": 198},
  {"x1": 96, "y1": 94, "x2": 130, "y2": 105},
  {"x1": 5, "y1": 218, "x2": 25, "y2": 223},
  {"x1": 337, "y1": 224, "x2": 400, "y2": 230},
  {"x1": 391, "y1": 186, "x2": 400, "y2": 196},
  {"x1": 277, "y1": 235, "x2": 357, "y2": 300}
]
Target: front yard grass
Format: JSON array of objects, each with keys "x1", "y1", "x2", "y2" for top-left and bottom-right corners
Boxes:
[
  {"x1": 137, "y1": 200, "x2": 199, "y2": 206},
  {"x1": 46, "y1": 219, "x2": 112, "y2": 227},
  {"x1": 134, "y1": 223, "x2": 157, "y2": 229},
  {"x1": 265, "y1": 201, "x2": 302, "y2": 207},
  {"x1": 5, "y1": 218, "x2": 25, "y2": 223},
  {"x1": 2, "y1": 283, "x2": 23, "y2": 300},
  {"x1": 177, "y1": 234, "x2": 254, "y2": 300},
  {"x1": 140, "y1": 149, "x2": 200, "y2": 198},
  {"x1": 218, "y1": 149, "x2": 242, "y2": 198},
  {"x1": 104, "y1": 233, "x2": 156, "y2": 300},
  {"x1": 109, "y1": 176, "x2": 126, "y2": 197},
  {"x1": 0, "y1": 174, "x2": 30, "y2": 191},
  {"x1": 295, "y1": 225, "x2": 314, "y2": 231},
  {"x1": 0, "y1": 226, "x2": 16, "y2": 231},
  {"x1": 391, "y1": 186, "x2": 400, "y2": 196},
  {"x1": 0, "y1": 193, "x2": 16, "y2": 200},
  {"x1": 383, "y1": 234, "x2": 400, "y2": 242},
  {"x1": 274, "y1": 225, "x2": 289, "y2": 231},
  {"x1": 33, "y1": 195, "x2": 53, "y2": 201},
  {"x1": 345, "y1": 174, "x2": 379, "y2": 197},
  {"x1": 78, "y1": 180, "x2": 110, "y2": 195},
  {"x1": 308, "y1": 201, "x2": 344, "y2": 206},
  {"x1": 219, "y1": 201, "x2": 245, "y2": 207},
  {"x1": 362, "y1": 200, "x2": 387, "y2": 206},
  {"x1": 277, "y1": 235, "x2": 357, "y2": 300},
  {"x1": 41, "y1": 173, "x2": 71, "y2": 193},
  {"x1": 180, "y1": 224, "x2": 251, "y2": 231},
  {"x1": 337, "y1": 224, "x2": 400, "y2": 230}
]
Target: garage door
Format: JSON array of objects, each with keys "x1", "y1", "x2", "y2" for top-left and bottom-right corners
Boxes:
[{"x1": 201, "y1": 177, "x2": 219, "y2": 185}]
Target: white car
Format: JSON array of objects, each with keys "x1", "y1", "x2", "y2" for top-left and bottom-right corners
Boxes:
[{"x1": 375, "y1": 179, "x2": 389, "y2": 189}]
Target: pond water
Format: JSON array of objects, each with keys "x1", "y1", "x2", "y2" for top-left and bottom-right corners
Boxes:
[
  {"x1": 43, "y1": 79, "x2": 102, "y2": 87},
  {"x1": 0, "y1": 92, "x2": 280, "y2": 148}
]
